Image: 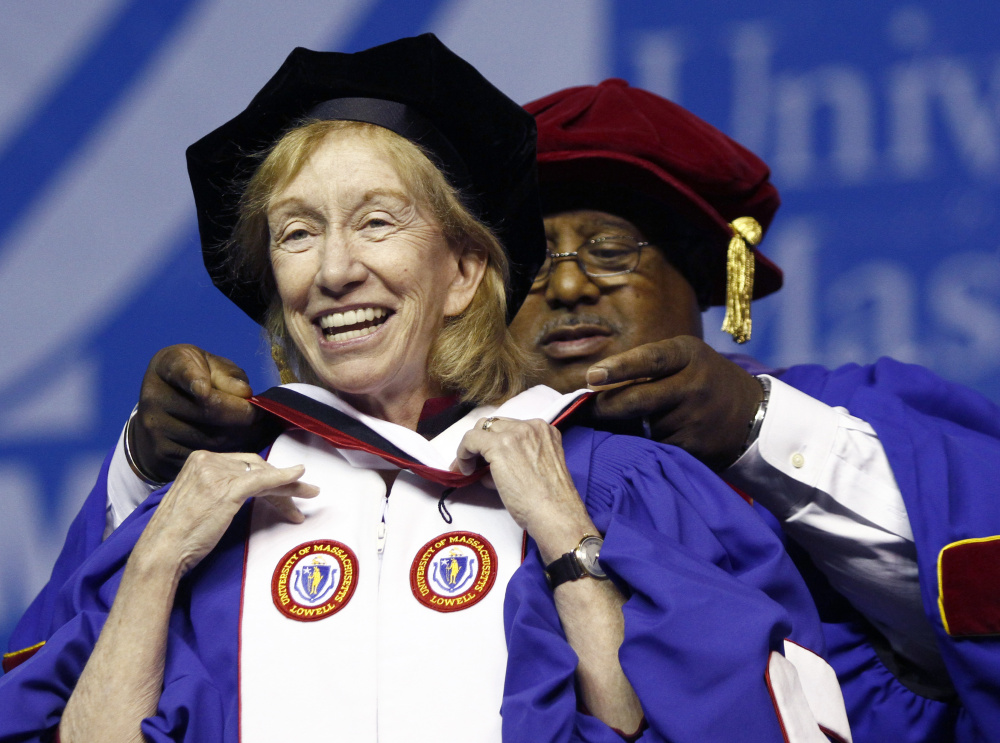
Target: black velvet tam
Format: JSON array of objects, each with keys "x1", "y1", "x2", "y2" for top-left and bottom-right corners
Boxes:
[{"x1": 187, "y1": 33, "x2": 544, "y2": 324}]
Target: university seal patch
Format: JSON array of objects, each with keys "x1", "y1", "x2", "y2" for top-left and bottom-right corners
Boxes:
[
  {"x1": 271, "y1": 540, "x2": 358, "y2": 621},
  {"x1": 410, "y1": 531, "x2": 498, "y2": 612}
]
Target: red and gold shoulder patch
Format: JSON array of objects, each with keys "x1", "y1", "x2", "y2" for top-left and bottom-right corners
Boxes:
[
  {"x1": 938, "y1": 535, "x2": 1000, "y2": 636},
  {"x1": 2, "y1": 640, "x2": 45, "y2": 673},
  {"x1": 271, "y1": 540, "x2": 359, "y2": 622},
  {"x1": 410, "y1": 531, "x2": 498, "y2": 613}
]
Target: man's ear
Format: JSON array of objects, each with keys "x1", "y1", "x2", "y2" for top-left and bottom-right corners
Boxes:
[{"x1": 444, "y1": 241, "x2": 488, "y2": 317}]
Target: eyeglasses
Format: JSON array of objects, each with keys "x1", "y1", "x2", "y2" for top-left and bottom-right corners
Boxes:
[{"x1": 531, "y1": 235, "x2": 650, "y2": 288}]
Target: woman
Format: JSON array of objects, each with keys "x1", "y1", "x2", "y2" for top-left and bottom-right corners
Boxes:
[{"x1": 0, "y1": 35, "x2": 848, "y2": 743}]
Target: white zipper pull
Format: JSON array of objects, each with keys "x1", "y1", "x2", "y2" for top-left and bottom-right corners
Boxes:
[{"x1": 377, "y1": 518, "x2": 387, "y2": 555}]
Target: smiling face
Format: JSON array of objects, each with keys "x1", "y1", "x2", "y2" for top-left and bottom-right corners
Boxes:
[
  {"x1": 508, "y1": 209, "x2": 703, "y2": 393},
  {"x1": 267, "y1": 129, "x2": 484, "y2": 425}
]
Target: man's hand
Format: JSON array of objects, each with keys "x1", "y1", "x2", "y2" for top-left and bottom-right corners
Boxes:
[
  {"x1": 130, "y1": 345, "x2": 275, "y2": 482},
  {"x1": 586, "y1": 336, "x2": 764, "y2": 471}
]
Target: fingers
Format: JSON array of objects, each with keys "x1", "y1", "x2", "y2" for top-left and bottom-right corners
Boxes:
[
  {"x1": 454, "y1": 417, "x2": 565, "y2": 478},
  {"x1": 180, "y1": 452, "x2": 320, "y2": 514},
  {"x1": 453, "y1": 418, "x2": 585, "y2": 538},
  {"x1": 243, "y1": 458, "x2": 320, "y2": 524},
  {"x1": 585, "y1": 376, "x2": 653, "y2": 392},
  {"x1": 453, "y1": 415, "x2": 537, "y2": 463},
  {"x1": 262, "y1": 485, "x2": 320, "y2": 524},
  {"x1": 587, "y1": 338, "x2": 712, "y2": 422},
  {"x1": 144, "y1": 452, "x2": 317, "y2": 575},
  {"x1": 453, "y1": 418, "x2": 496, "y2": 475},
  {"x1": 152, "y1": 344, "x2": 215, "y2": 400},
  {"x1": 590, "y1": 344, "x2": 765, "y2": 470},
  {"x1": 206, "y1": 351, "x2": 253, "y2": 399},
  {"x1": 591, "y1": 376, "x2": 682, "y2": 421},
  {"x1": 149, "y1": 345, "x2": 256, "y2": 425},
  {"x1": 452, "y1": 454, "x2": 484, "y2": 477},
  {"x1": 452, "y1": 437, "x2": 486, "y2": 476},
  {"x1": 232, "y1": 455, "x2": 307, "y2": 492},
  {"x1": 238, "y1": 456, "x2": 320, "y2": 493},
  {"x1": 586, "y1": 337, "x2": 694, "y2": 388},
  {"x1": 133, "y1": 346, "x2": 265, "y2": 481}
]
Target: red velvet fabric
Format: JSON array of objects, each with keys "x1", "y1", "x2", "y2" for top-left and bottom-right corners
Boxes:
[
  {"x1": 526, "y1": 79, "x2": 783, "y2": 304},
  {"x1": 1, "y1": 642, "x2": 43, "y2": 674},
  {"x1": 418, "y1": 395, "x2": 459, "y2": 421},
  {"x1": 939, "y1": 537, "x2": 1000, "y2": 637}
]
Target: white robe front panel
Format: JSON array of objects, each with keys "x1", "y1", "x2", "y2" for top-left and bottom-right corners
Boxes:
[{"x1": 239, "y1": 384, "x2": 588, "y2": 743}]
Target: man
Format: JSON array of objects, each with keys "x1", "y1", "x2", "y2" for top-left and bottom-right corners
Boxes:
[
  {"x1": 514, "y1": 80, "x2": 999, "y2": 743},
  {"x1": 11, "y1": 80, "x2": 1000, "y2": 741}
]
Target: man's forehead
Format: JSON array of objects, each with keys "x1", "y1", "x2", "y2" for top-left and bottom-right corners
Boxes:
[{"x1": 542, "y1": 209, "x2": 644, "y2": 238}]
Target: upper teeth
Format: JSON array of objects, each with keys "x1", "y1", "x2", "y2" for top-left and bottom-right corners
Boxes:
[{"x1": 319, "y1": 307, "x2": 385, "y2": 329}]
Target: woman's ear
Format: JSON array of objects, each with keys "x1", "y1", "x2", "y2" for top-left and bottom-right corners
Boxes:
[{"x1": 444, "y1": 241, "x2": 488, "y2": 317}]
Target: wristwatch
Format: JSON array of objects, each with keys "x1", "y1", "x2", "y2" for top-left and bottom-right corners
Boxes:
[{"x1": 544, "y1": 535, "x2": 608, "y2": 589}]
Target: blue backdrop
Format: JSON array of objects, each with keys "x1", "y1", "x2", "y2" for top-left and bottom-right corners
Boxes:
[{"x1": 3, "y1": 0, "x2": 999, "y2": 655}]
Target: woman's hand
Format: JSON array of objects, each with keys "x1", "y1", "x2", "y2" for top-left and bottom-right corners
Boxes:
[
  {"x1": 136, "y1": 450, "x2": 319, "y2": 578},
  {"x1": 454, "y1": 418, "x2": 644, "y2": 734},
  {"x1": 453, "y1": 418, "x2": 593, "y2": 564},
  {"x1": 61, "y1": 451, "x2": 317, "y2": 743}
]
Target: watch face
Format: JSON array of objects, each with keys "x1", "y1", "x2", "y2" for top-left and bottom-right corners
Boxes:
[{"x1": 577, "y1": 536, "x2": 607, "y2": 579}]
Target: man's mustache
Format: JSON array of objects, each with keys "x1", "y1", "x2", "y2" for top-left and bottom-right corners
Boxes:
[{"x1": 534, "y1": 314, "x2": 621, "y2": 345}]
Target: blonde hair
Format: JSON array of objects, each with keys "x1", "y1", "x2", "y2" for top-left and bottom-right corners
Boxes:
[{"x1": 230, "y1": 119, "x2": 531, "y2": 405}]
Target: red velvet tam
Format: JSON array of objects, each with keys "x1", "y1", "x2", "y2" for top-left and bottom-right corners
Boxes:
[{"x1": 525, "y1": 79, "x2": 782, "y2": 306}]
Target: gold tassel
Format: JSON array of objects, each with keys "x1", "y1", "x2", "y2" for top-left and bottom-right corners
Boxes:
[
  {"x1": 270, "y1": 341, "x2": 298, "y2": 385},
  {"x1": 720, "y1": 216, "x2": 761, "y2": 344}
]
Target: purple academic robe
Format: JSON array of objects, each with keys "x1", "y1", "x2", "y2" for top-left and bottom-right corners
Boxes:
[{"x1": 1, "y1": 415, "x2": 832, "y2": 742}]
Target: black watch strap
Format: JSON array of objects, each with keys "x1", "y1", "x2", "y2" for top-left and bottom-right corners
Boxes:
[
  {"x1": 544, "y1": 535, "x2": 606, "y2": 589},
  {"x1": 544, "y1": 552, "x2": 586, "y2": 589}
]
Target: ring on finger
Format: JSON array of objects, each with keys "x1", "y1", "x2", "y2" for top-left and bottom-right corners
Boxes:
[{"x1": 482, "y1": 416, "x2": 499, "y2": 432}]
